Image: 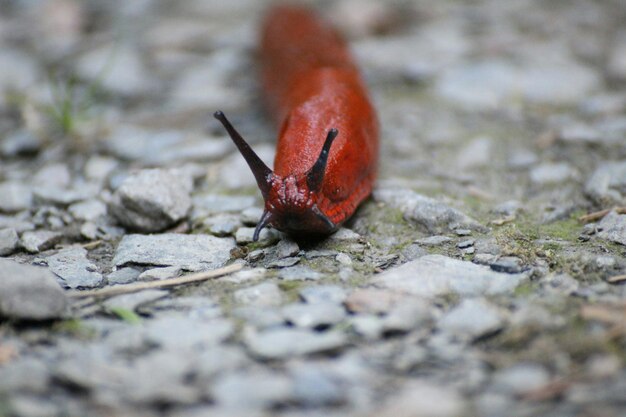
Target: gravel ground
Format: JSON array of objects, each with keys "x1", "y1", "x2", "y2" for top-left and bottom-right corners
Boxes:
[{"x1": 1, "y1": 0, "x2": 626, "y2": 416}]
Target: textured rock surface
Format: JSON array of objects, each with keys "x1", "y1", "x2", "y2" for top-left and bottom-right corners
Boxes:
[
  {"x1": 113, "y1": 233, "x2": 235, "y2": 271},
  {"x1": 0, "y1": 259, "x2": 68, "y2": 320},
  {"x1": 109, "y1": 169, "x2": 192, "y2": 232}
]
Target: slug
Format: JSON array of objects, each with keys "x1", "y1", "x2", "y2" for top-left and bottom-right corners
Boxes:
[{"x1": 214, "y1": 5, "x2": 378, "y2": 241}]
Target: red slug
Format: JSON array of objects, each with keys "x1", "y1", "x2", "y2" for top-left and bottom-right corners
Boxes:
[{"x1": 214, "y1": 5, "x2": 379, "y2": 241}]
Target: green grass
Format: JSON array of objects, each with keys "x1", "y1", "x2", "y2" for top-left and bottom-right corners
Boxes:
[{"x1": 109, "y1": 307, "x2": 142, "y2": 324}]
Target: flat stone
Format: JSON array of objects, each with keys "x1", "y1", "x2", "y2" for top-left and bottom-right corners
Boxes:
[
  {"x1": 106, "y1": 126, "x2": 231, "y2": 164},
  {"x1": 373, "y1": 255, "x2": 527, "y2": 297},
  {"x1": 0, "y1": 228, "x2": 19, "y2": 256},
  {"x1": 455, "y1": 136, "x2": 492, "y2": 169},
  {"x1": 211, "y1": 370, "x2": 293, "y2": 409},
  {"x1": 382, "y1": 299, "x2": 433, "y2": 333},
  {"x1": 143, "y1": 317, "x2": 234, "y2": 350},
  {"x1": 529, "y1": 162, "x2": 576, "y2": 185},
  {"x1": 76, "y1": 43, "x2": 152, "y2": 96},
  {"x1": 109, "y1": 169, "x2": 192, "y2": 232},
  {"x1": 299, "y1": 285, "x2": 347, "y2": 304},
  {"x1": 69, "y1": 199, "x2": 107, "y2": 221},
  {"x1": 290, "y1": 365, "x2": 345, "y2": 407},
  {"x1": 438, "y1": 299, "x2": 504, "y2": 340},
  {"x1": 219, "y1": 267, "x2": 267, "y2": 284},
  {"x1": 103, "y1": 290, "x2": 169, "y2": 312},
  {"x1": 233, "y1": 306, "x2": 284, "y2": 328},
  {"x1": 350, "y1": 315, "x2": 385, "y2": 339},
  {"x1": 203, "y1": 214, "x2": 241, "y2": 236},
  {"x1": 106, "y1": 267, "x2": 141, "y2": 285},
  {"x1": 597, "y1": 211, "x2": 626, "y2": 245},
  {"x1": 0, "y1": 130, "x2": 41, "y2": 157},
  {"x1": 490, "y1": 256, "x2": 524, "y2": 274},
  {"x1": 113, "y1": 233, "x2": 235, "y2": 271},
  {"x1": 32, "y1": 163, "x2": 71, "y2": 187},
  {"x1": 345, "y1": 288, "x2": 406, "y2": 314},
  {"x1": 375, "y1": 380, "x2": 465, "y2": 417},
  {"x1": 492, "y1": 363, "x2": 550, "y2": 396},
  {"x1": 244, "y1": 327, "x2": 347, "y2": 359},
  {"x1": 0, "y1": 259, "x2": 68, "y2": 320},
  {"x1": 375, "y1": 188, "x2": 482, "y2": 233},
  {"x1": 435, "y1": 59, "x2": 599, "y2": 109},
  {"x1": 46, "y1": 246, "x2": 104, "y2": 289},
  {"x1": 0, "y1": 214, "x2": 35, "y2": 233},
  {"x1": 282, "y1": 302, "x2": 346, "y2": 328},
  {"x1": 277, "y1": 265, "x2": 321, "y2": 281},
  {"x1": 20, "y1": 230, "x2": 62, "y2": 253},
  {"x1": 585, "y1": 161, "x2": 626, "y2": 204},
  {"x1": 235, "y1": 226, "x2": 280, "y2": 244},
  {"x1": 0, "y1": 357, "x2": 50, "y2": 393},
  {"x1": 138, "y1": 266, "x2": 182, "y2": 281},
  {"x1": 233, "y1": 282, "x2": 283, "y2": 307},
  {"x1": 0, "y1": 182, "x2": 32, "y2": 213},
  {"x1": 416, "y1": 235, "x2": 452, "y2": 246}
]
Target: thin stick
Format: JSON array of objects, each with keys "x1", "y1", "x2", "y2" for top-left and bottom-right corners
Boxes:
[
  {"x1": 578, "y1": 207, "x2": 626, "y2": 223},
  {"x1": 607, "y1": 274, "x2": 626, "y2": 284},
  {"x1": 67, "y1": 263, "x2": 243, "y2": 299}
]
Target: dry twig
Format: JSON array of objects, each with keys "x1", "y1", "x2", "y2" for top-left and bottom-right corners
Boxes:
[
  {"x1": 578, "y1": 207, "x2": 626, "y2": 223},
  {"x1": 67, "y1": 263, "x2": 243, "y2": 299}
]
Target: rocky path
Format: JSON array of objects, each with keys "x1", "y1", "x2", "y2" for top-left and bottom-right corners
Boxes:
[{"x1": 1, "y1": 1, "x2": 626, "y2": 416}]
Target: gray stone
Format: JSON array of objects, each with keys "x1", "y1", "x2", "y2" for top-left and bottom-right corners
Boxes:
[
  {"x1": 0, "y1": 357, "x2": 49, "y2": 393},
  {"x1": 203, "y1": 214, "x2": 241, "y2": 236},
  {"x1": 373, "y1": 255, "x2": 527, "y2": 297},
  {"x1": 455, "y1": 136, "x2": 492, "y2": 169},
  {"x1": 375, "y1": 188, "x2": 482, "y2": 233},
  {"x1": 0, "y1": 129, "x2": 41, "y2": 157},
  {"x1": 282, "y1": 302, "x2": 346, "y2": 328},
  {"x1": 585, "y1": 161, "x2": 626, "y2": 204},
  {"x1": 492, "y1": 363, "x2": 550, "y2": 396},
  {"x1": 106, "y1": 267, "x2": 141, "y2": 285},
  {"x1": 290, "y1": 366, "x2": 345, "y2": 407},
  {"x1": 350, "y1": 315, "x2": 385, "y2": 339},
  {"x1": 32, "y1": 163, "x2": 71, "y2": 187},
  {"x1": 0, "y1": 214, "x2": 35, "y2": 233},
  {"x1": 375, "y1": 380, "x2": 465, "y2": 417},
  {"x1": 244, "y1": 327, "x2": 347, "y2": 359},
  {"x1": 219, "y1": 267, "x2": 267, "y2": 284},
  {"x1": 435, "y1": 59, "x2": 599, "y2": 109},
  {"x1": 266, "y1": 256, "x2": 300, "y2": 268},
  {"x1": 20, "y1": 230, "x2": 62, "y2": 253},
  {"x1": 0, "y1": 49, "x2": 38, "y2": 108},
  {"x1": 0, "y1": 259, "x2": 68, "y2": 320},
  {"x1": 69, "y1": 199, "x2": 107, "y2": 221},
  {"x1": 233, "y1": 306, "x2": 284, "y2": 328},
  {"x1": 211, "y1": 370, "x2": 293, "y2": 409},
  {"x1": 143, "y1": 317, "x2": 234, "y2": 350},
  {"x1": 84, "y1": 156, "x2": 118, "y2": 182},
  {"x1": 416, "y1": 235, "x2": 452, "y2": 246},
  {"x1": 46, "y1": 246, "x2": 104, "y2": 289},
  {"x1": 0, "y1": 182, "x2": 32, "y2": 212},
  {"x1": 278, "y1": 265, "x2": 322, "y2": 281},
  {"x1": 103, "y1": 289, "x2": 168, "y2": 312},
  {"x1": 344, "y1": 288, "x2": 405, "y2": 314},
  {"x1": 597, "y1": 211, "x2": 626, "y2": 245},
  {"x1": 507, "y1": 148, "x2": 538, "y2": 169},
  {"x1": 490, "y1": 257, "x2": 524, "y2": 274},
  {"x1": 34, "y1": 186, "x2": 96, "y2": 208},
  {"x1": 0, "y1": 228, "x2": 19, "y2": 255},
  {"x1": 113, "y1": 233, "x2": 235, "y2": 271},
  {"x1": 138, "y1": 266, "x2": 182, "y2": 281},
  {"x1": 109, "y1": 169, "x2": 192, "y2": 232},
  {"x1": 235, "y1": 226, "x2": 280, "y2": 244},
  {"x1": 106, "y1": 126, "x2": 231, "y2": 164},
  {"x1": 438, "y1": 299, "x2": 504, "y2": 340},
  {"x1": 241, "y1": 207, "x2": 264, "y2": 225},
  {"x1": 607, "y1": 30, "x2": 626, "y2": 81},
  {"x1": 76, "y1": 43, "x2": 152, "y2": 96},
  {"x1": 299, "y1": 285, "x2": 347, "y2": 305},
  {"x1": 383, "y1": 299, "x2": 433, "y2": 333},
  {"x1": 233, "y1": 282, "x2": 283, "y2": 307},
  {"x1": 529, "y1": 163, "x2": 576, "y2": 185}
]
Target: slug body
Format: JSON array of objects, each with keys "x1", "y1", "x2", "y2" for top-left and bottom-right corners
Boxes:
[{"x1": 215, "y1": 5, "x2": 378, "y2": 240}]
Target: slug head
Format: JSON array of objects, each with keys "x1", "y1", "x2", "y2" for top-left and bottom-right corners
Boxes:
[{"x1": 214, "y1": 111, "x2": 337, "y2": 241}]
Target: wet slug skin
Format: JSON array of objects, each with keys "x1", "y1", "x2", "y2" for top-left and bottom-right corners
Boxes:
[{"x1": 215, "y1": 5, "x2": 379, "y2": 241}]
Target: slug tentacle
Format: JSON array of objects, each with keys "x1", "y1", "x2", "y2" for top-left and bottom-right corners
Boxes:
[
  {"x1": 253, "y1": 210, "x2": 273, "y2": 241},
  {"x1": 306, "y1": 128, "x2": 338, "y2": 193},
  {"x1": 213, "y1": 111, "x2": 273, "y2": 199}
]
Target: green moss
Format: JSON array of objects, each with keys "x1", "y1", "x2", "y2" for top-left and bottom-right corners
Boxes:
[
  {"x1": 51, "y1": 319, "x2": 95, "y2": 339},
  {"x1": 109, "y1": 307, "x2": 142, "y2": 324},
  {"x1": 513, "y1": 281, "x2": 535, "y2": 297}
]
